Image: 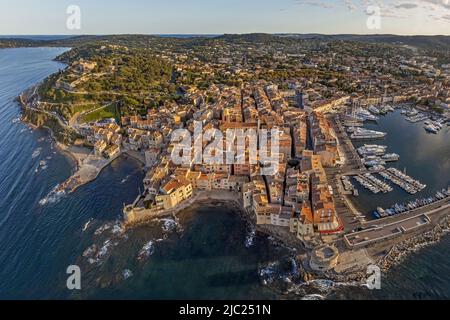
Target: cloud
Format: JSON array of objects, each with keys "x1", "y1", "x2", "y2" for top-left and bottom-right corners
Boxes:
[
  {"x1": 394, "y1": 3, "x2": 419, "y2": 9},
  {"x1": 441, "y1": 14, "x2": 450, "y2": 21},
  {"x1": 294, "y1": 0, "x2": 335, "y2": 9},
  {"x1": 361, "y1": 0, "x2": 450, "y2": 21},
  {"x1": 420, "y1": 0, "x2": 450, "y2": 10},
  {"x1": 292, "y1": 0, "x2": 450, "y2": 23},
  {"x1": 343, "y1": 0, "x2": 358, "y2": 11}
]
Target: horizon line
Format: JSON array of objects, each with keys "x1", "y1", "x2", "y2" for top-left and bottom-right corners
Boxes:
[{"x1": 1, "y1": 33, "x2": 450, "y2": 37}]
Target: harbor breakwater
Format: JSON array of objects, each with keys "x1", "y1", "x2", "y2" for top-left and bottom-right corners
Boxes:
[{"x1": 378, "y1": 215, "x2": 450, "y2": 272}]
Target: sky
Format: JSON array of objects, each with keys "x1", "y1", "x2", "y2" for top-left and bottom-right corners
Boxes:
[{"x1": 0, "y1": 0, "x2": 449, "y2": 35}]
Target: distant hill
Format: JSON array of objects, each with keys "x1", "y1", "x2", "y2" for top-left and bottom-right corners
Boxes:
[
  {"x1": 218, "y1": 33, "x2": 282, "y2": 42},
  {"x1": 278, "y1": 34, "x2": 450, "y2": 50},
  {"x1": 1, "y1": 33, "x2": 450, "y2": 51}
]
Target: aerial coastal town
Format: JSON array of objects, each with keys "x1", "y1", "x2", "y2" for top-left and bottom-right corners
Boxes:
[{"x1": 15, "y1": 34, "x2": 450, "y2": 275}]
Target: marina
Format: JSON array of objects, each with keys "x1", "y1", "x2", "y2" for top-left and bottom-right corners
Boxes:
[
  {"x1": 424, "y1": 120, "x2": 446, "y2": 134},
  {"x1": 379, "y1": 168, "x2": 426, "y2": 195},
  {"x1": 355, "y1": 107, "x2": 379, "y2": 122},
  {"x1": 372, "y1": 187, "x2": 450, "y2": 219},
  {"x1": 349, "y1": 108, "x2": 449, "y2": 218},
  {"x1": 406, "y1": 113, "x2": 428, "y2": 123},
  {"x1": 341, "y1": 176, "x2": 358, "y2": 196},
  {"x1": 353, "y1": 173, "x2": 393, "y2": 194},
  {"x1": 356, "y1": 144, "x2": 399, "y2": 168}
]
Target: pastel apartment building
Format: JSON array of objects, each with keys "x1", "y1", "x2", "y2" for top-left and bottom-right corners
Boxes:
[
  {"x1": 309, "y1": 112, "x2": 339, "y2": 167},
  {"x1": 155, "y1": 177, "x2": 193, "y2": 211}
]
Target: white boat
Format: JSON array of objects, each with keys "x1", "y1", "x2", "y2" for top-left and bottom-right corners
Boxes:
[
  {"x1": 355, "y1": 108, "x2": 379, "y2": 122},
  {"x1": 382, "y1": 153, "x2": 400, "y2": 162},
  {"x1": 351, "y1": 128, "x2": 387, "y2": 140},
  {"x1": 357, "y1": 144, "x2": 387, "y2": 156},
  {"x1": 424, "y1": 125, "x2": 438, "y2": 134},
  {"x1": 368, "y1": 105, "x2": 381, "y2": 115}
]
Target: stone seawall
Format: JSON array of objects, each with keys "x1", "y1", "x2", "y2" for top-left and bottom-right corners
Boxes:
[
  {"x1": 123, "y1": 190, "x2": 246, "y2": 228},
  {"x1": 377, "y1": 215, "x2": 450, "y2": 272}
]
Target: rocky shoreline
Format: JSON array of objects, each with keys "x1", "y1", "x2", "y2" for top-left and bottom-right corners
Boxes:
[
  {"x1": 298, "y1": 214, "x2": 450, "y2": 287},
  {"x1": 123, "y1": 191, "x2": 255, "y2": 229},
  {"x1": 122, "y1": 188, "x2": 450, "y2": 290},
  {"x1": 378, "y1": 215, "x2": 450, "y2": 272}
]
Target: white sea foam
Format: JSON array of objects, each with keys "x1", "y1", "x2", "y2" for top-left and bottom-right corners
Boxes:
[
  {"x1": 120, "y1": 175, "x2": 131, "y2": 184},
  {"x1": 111, "y1": 222, "x2": 123, "y2": 235},
  {"x1": 82, "y1": 244, "x2": 97, "y2": 258},
  {"x1": 96, "y1": 240, "x2": 112, "y2": 261},
  {"x1": 94, "y1": 223, "x2": 112, "y2": 235},
  {"x1": 245, "y1": 227, "x2": 256, "y2": 248},
  {"x1": 160, "y1": 218, "x2": 178, "y2": 232},
  {"x1": 11, "y1": 117, "x2": 21, "y2": 124},
  {"x1": 82, "y1": 218, "x2": 94, "y2": 232},
  {"x1": 32, "y1": 147, "x2": 42, "y2": 159},
  {"x1": 259, "y1": 261, "x2": 279, "y2": 285},
  {"x1": 301, "y1": 294, "x2": 325, "y2": 300},
  {"x1": 38, "y1": 185, "x2": 66, "y2": 206},
  {"x1": 137, "y1": 241, "x2": 155, "y2": 261},
  {"x1": 123, "y1": 269, "x2": 133, "y2": 280}
]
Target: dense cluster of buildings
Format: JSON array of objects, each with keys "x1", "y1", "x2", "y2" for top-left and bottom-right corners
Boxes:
[
  {"x1": 48, "y1": 37, "x2": 448, "y2": 243},
  {"x1": 90, "y1": 122, "x2": 122, "y2": 159},
  {"x1": 123, "y1": 83, "x2": 343, "y2": 239},
  {"x1": 309, "y1": 112, "x2": 339, "y2": 167}
]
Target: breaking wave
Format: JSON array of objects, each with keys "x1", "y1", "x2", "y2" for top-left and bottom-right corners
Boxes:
[
  {"x1": 137, "y1": 241, "x2": 155, "y2": 261},
  {"x1": 38, "y1": 185, "x2": 66, "y2": 206},
  {"x1": 245, "y1": 227, "x2": 256, "y2": 248}
]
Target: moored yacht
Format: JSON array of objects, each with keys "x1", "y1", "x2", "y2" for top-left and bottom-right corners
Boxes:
[
  {"x1": 351, "y1": 128, "x2": 387, "y2": 140},
  {"x1": 424, "y1": 124, "x2": 438, "y2": 134},
  {"x1": 382, "y1": 153, "x2": 400, "y2": 162},
  {"x1": 368, "y1": 105, "x2": 381, "y2": 115},
  {"x1": 355, "y1": 107, "x2": 379, "y2": 122}
]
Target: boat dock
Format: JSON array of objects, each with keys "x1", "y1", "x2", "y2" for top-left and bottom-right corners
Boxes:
[
  {"x1": 353, "y1": 173, "x2": 393, "y2": 194},
  {"x1": 406, "y1": 114, "x2": 428, "y2": 123},
  {"x1": 345, "y1": 187, "x2": 450, "y2": 248},
  {"x1": 341, "y1": 176, "x2": 358, "y2": 196},
  {"x1": 379, "y1": 168, "x2": 426, "y2": 195},
  {"x1": 371, "y1": 187, "x2": 450, "y2": 220}
]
